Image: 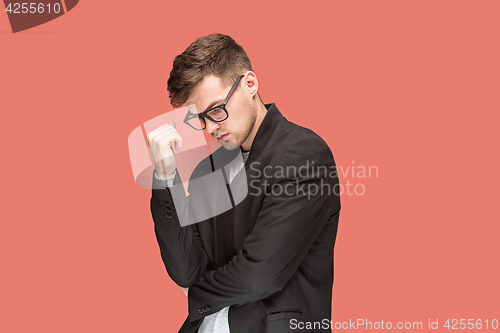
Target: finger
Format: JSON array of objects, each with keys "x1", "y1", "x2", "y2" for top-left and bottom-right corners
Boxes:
[
  {"x1": 150, "y1": 126, "x2": 178, "y2": 146},
  {"x1": 147, "y1": 123, "x2": 176, "y2": 143},
  {"x1": 156, "y1": 127, "x2": 182, "y2": 151},
  {"x1": 154, "y1": 130, "x2": 178, "y2": 150},
  {"x1": 168, "y1": 120, "x2": 176, "y2": 129},
  {"x1": 172, "y1": 132, "x2": 182, "y2": 151}
]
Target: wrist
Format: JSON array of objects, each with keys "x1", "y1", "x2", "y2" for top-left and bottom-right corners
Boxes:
[{"x1": 156, "y1": 171, "x2": 175, "y2": 180}]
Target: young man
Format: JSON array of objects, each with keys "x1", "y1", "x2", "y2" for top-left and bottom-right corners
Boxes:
[{"x1": 148, "y1": 34, "x2": 341, "y2": 333}]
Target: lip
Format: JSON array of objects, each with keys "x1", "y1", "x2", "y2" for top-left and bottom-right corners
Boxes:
[{"x1": 216, "y1": 133, "x2": 229, "y2": 142}]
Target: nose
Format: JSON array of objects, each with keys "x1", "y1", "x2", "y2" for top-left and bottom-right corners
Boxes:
[{"x1": 205, "y1": 118, "x2": 221, "y2": 134}]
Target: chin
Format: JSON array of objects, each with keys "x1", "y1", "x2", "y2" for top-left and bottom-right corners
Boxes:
[{"x1": 220, "y1": 141, "x2": 240, "y2": 150}]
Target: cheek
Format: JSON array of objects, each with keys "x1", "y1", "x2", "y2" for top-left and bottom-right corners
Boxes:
[{"x1": 226, "y1": 103, "x2": 253, "y2": 135}]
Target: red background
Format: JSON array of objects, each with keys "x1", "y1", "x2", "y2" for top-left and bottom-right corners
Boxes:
[{"x1": 1, "y1": 1, "x2": 499, "y2": 332}]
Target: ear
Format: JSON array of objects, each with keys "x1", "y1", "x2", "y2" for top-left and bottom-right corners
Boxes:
[{"x1": 243, "y1": 71, "x2": 259, "y2": 98}]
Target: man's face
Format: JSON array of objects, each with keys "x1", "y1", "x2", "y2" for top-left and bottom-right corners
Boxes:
[{"x1": 185, "y1": 74, "x2": 256, "y2": 150}]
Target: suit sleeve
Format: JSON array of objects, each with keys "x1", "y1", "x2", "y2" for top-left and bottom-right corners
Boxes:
[
  {"x1": 150, "y1": 170, "x2": 211, "y2": 288},
  {"x1": 187, "y1": 134, "x2": 341, "y2": 321}
]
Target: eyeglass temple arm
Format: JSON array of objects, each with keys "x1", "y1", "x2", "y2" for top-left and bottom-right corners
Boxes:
[{"x1": 223, "y1": 75, "x2": 244, "y2": 104}]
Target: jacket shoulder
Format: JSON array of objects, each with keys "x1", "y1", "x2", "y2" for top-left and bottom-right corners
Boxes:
[{"x1": 276, "y1": 119, "x2": 333, "y2": 157}]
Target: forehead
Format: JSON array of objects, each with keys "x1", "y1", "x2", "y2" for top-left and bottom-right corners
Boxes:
[{"x1": 186, "y1": 74, "x2": 228, "y2": 114}]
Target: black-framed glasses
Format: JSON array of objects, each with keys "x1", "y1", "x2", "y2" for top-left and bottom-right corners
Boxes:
[{"x1": 183, "y1": 75, "x2": 244, "y2": 131}]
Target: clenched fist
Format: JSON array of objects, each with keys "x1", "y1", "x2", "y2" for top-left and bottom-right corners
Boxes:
[{"x1": 147, "y1": 121, "x2": 183, "y2": 179}]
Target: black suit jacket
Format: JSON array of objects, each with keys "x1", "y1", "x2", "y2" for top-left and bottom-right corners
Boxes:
[{"x1": 151, "y1": 104, "x2": 341, "y2": 332}]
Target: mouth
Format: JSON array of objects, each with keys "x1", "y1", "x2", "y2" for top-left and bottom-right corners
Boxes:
[{"x1": 215, "y1": 133, "x2": 229, "y2": 142}]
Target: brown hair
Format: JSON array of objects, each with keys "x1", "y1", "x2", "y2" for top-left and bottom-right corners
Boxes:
[{"x1": 167, "y1": 33, "x2": 253, "y2": 108}]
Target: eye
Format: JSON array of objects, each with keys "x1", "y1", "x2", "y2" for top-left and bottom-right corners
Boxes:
[
  {"x1": 208, "y1": 108, "x2": 223, "y2": 116},
  {"x1": 207, "y1": 107, "x2": 226, "y2": 120}
]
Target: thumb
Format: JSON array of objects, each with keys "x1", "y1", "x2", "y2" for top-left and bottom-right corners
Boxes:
[
  {"x1": 168, "y1": 120, "x2": 182, "y2": 151},
  {"x1": 174, "y1": 136, "x2": 182, "y2": 151}
]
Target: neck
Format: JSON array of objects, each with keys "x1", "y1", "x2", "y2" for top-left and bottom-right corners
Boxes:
[{"x1": 240, "y1": 101, "x2": 267, "y2": 151}]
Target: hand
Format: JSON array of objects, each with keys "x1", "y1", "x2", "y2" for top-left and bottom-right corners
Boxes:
[
  {"x1": 147, "y1": 121, "x2": 182, "y2": 179},
  {"x1": 181, "y1": 287, "x2": 189, "y2": 297}
]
